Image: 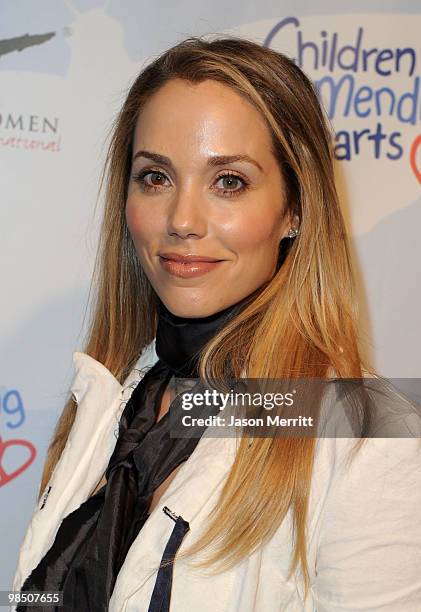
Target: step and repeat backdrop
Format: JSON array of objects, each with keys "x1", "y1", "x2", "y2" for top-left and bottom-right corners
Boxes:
[{"x1": 1, "y1": 0, "x2": 420, "y2": 589}]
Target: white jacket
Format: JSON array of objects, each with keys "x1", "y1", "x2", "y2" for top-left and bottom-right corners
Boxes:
[{"x1": 12, "y1": 340, "x2": 421, "y2": 611}]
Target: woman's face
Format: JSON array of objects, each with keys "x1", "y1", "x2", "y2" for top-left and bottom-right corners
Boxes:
[{"x1": 126, "y1": 78, "x2": 292, "y2": 318}]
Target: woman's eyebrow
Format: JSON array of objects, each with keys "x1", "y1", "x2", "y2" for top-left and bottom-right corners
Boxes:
[{"x1": 132, "y1": 149, "x2": 264, "y2": 173}]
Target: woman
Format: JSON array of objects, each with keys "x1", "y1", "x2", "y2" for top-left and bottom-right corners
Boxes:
[{"x1": 12, "y1": 36, "x2": 421, "y2": 611}]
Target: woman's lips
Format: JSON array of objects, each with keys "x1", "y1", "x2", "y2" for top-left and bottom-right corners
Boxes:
[{"x1": 158, "y1": 255, "x2": 223, "y2": 278}]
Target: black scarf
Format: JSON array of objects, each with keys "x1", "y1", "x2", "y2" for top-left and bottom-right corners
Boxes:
[{"x1": 18, "y1": 295, "x2": 250, "y2": 612}]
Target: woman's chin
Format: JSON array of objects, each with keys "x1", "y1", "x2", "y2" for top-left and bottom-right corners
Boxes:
[{"x1": 158, "y1": 295, "x2": 232, "y2": 319}]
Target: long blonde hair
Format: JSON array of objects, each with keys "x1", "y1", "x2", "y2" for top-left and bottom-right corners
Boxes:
[{"x1": 39, "y1": 36, "x2": 374, "y2": 593}]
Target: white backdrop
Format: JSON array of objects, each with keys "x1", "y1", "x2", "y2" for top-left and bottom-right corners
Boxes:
[{"x1": 1, "y1": 0, "x2": 420, "y2": 590}]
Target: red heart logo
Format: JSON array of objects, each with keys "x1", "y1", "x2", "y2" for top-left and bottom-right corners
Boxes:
[
  {"x1": 410, "y1": 134, "x2": 421, "y2": 184},
  {"x1": 0, "y1": 435, "x2": 37, "y2": 487}
]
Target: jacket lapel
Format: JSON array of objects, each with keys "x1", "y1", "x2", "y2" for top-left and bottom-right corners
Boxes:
[
  {"x1": 13, "y1": 343, "x2": 158, "y2": 591},
  {"x1": 109, "y1": 428, "x2": 239, "y2": 610}
]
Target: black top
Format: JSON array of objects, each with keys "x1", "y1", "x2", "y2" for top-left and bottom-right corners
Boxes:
[{"x1": 18, "y1": 295, "x2": 252, "y2": 612}]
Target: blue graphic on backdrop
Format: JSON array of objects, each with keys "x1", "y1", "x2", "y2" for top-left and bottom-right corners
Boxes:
[{"x1": 264, "y1": 16, "x2": 421, "y2": 173}]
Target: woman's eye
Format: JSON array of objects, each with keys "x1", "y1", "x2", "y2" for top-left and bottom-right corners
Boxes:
[
  {"x1": 132, "y1": 169, "x2": 249, "y2": 198},
  {"x1": 132, "y1": 170, "x2": 170, "y2": 192},
  {"x1": 214, "y1": 173, "x2": 249, "y2": 198}
]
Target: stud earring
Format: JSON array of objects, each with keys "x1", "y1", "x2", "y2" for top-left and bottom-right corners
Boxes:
[{"x1": 287, "y1": 227, "x2": 299, "y2": 238}]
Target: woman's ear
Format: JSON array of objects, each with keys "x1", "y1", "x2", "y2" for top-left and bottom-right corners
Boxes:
[
  {"x1": 279, "y1": 210, "x2": 300, "y2": 242},
  {"x1": 290, "y1": 213, "x2": 300, "y2": 234}
]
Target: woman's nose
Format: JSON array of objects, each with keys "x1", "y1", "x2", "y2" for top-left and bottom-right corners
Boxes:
[{"x1": 166, "y1": 187, "x2": 207, "y2": 239}]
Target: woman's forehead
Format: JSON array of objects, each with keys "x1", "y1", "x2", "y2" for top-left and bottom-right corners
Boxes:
[{"x1": 132, "y1": 79, "x2": 276, "y2": 169}]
